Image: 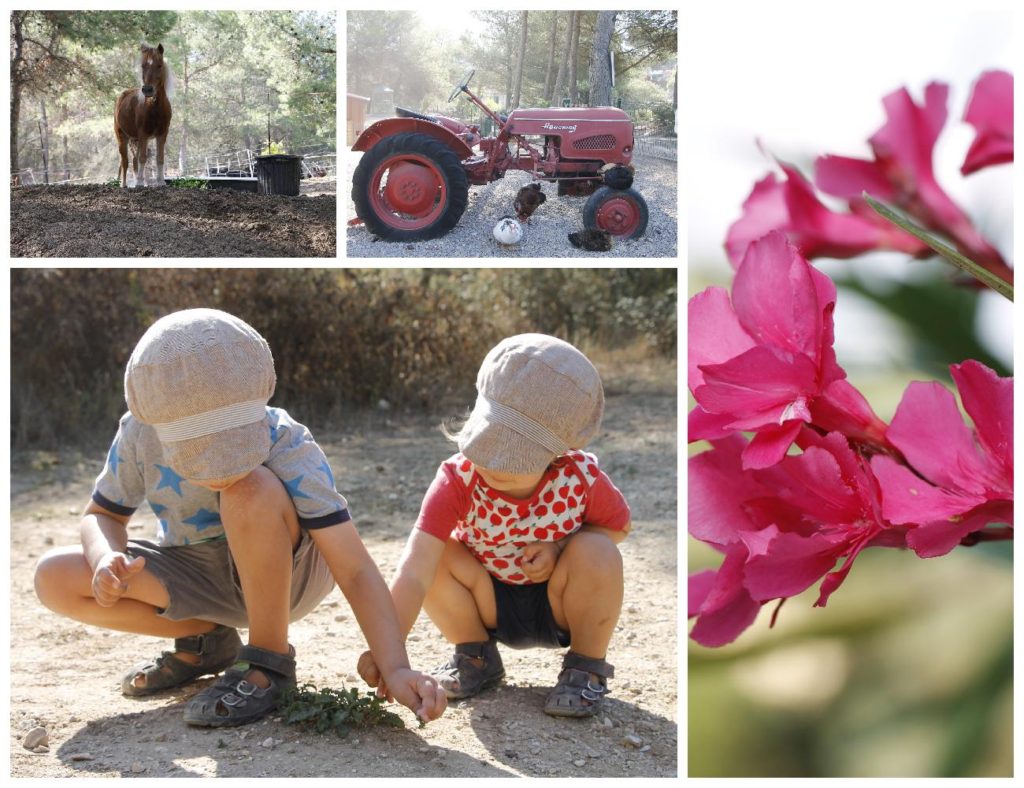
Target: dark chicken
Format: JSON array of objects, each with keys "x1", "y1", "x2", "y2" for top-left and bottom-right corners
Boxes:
[
  {"x1": 514, "y1": 182, "x2": 546, "y2": 222},
  {"x1": 568, "y1": 228, "x2": 613, "y2": 252}
]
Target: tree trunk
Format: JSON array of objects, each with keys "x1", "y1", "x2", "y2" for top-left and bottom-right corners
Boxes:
[
  {"x1": 510, "y1": 11, "x2": 528, "y2": 109},
  {"x1": 588, "y1": 11, "x2": 617, "y2": 107},
  {"x1": 39, "y1": 99, "x2": 50, "y2": 184},
  {"x1": 503, "y1": 30, "x2": 513, "y2": 109},
  {"x1": 542, "y1": 12, "x2": 559, "y2": 104},
  {"x1": 11, "y1": 12, "x2": 26, "y2": 177},
  {"x1": 178, "y1": 58, "x2": 190, "y2": 173},
  {"x1": 550, "y1": 10, "x2": 574, "y2": 106},
  {"x1": 60, "y1": 103, "x2": 70, "y2": 180},
  {"x1": 568, "y1": 11, "x2": 582, "y2": 105}
]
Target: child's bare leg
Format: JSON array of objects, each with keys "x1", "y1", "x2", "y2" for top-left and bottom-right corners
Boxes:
[
  {"x1": 34, "y1": 545, "x2": 217, "y2": 649},
  {"x1": 423, "y1": 538, "x2": 497, "y2": 643},
  {"x1": 218, "y1": 465, "x2": 301, "y2": 687},
  {"x1": 547, "y1": 530, "x2": 624, "y2": 659}
]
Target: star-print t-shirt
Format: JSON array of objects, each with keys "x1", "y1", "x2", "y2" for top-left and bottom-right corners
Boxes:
[
  {"x1": 414, "y1": 450, "x2": 630, "y2": 585},
  {"x1": 92, "y1": 407, "x2": 350, "y2": 546}
]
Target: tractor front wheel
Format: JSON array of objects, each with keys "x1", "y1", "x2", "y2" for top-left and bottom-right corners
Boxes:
[
  {"x1": 352, "y1": 132, "x2": 469, "y2": 241},
  {"x1": 583, "y1": 186, "x2": 649, "y2": 239}
]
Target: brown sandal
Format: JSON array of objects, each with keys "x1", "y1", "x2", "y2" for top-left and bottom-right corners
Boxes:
[
  {"x1": 431, "y1": 639, "x2": 505, "y2": 700},
  {"x1": 122, "y1": 625, "x2": 241, "y2": 697},
  {"x1": 544, "y1": 651, "x2": 614, "y2": 717}
]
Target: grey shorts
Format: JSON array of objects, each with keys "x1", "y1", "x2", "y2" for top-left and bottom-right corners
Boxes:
[{"x1": 126, "y1": 530, "x2": 334, "y2": 630}]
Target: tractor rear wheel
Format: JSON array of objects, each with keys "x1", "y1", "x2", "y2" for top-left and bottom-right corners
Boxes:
[
  {"x1": 352, "y1": 132, "x2": 469, "y2": 241},
  {"x1": 583, "y1": 186, "x2": 649, "y2": 239}
]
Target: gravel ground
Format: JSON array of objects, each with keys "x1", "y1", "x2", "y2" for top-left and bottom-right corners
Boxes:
[{"x1": 346, "y1": 152, "x2": 677, "y2": 258}]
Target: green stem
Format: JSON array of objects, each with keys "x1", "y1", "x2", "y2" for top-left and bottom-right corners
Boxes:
[{"x1": 864, "y1": 193, "x2": 1013, "y2": 302}]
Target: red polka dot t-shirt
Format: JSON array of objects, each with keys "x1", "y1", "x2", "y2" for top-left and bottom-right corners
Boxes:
[{"x1": 414, "y1": 450, "x2": 630, "y2": 585}]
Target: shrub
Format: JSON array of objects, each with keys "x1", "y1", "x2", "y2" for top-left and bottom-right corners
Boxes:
[{"x1": 10, "y1": 269, "x2": 675, "y2": 449}]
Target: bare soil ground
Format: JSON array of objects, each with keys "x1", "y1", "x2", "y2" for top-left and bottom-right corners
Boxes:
[
  {"x1": 9, "y1": 180, "x2": 336, "y2": 258},
  {"x1": 9, "y1": 359, "x2": 678, "y2": 778}
]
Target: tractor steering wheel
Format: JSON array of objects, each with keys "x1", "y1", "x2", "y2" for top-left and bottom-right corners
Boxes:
[{"x1": 448, "y1": 69, "x2": 475, "y2": 103}]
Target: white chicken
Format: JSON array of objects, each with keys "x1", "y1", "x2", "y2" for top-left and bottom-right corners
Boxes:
[{"x1": 492, "y1": 215, "x2": 524, "y2": 246}]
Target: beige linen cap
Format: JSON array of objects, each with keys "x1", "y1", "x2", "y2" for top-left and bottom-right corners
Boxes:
[
  {"x1": 459, "y1": 333, "x2": 604, "y2": 475},
  {"x1": 124, "y1": 308, "x2": 276, "y2": 482}
]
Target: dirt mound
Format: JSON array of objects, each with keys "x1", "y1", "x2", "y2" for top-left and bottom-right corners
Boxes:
[{"x1": 10, "y1": 185, "x2": 336, "y2": 258}]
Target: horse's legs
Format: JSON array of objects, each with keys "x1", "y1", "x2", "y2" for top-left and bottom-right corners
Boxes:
[
  {"x1": 117, "y1": 133, "x2": 129, "y2": 188},
  {"x1": 136, "y1": 137, "x2": 150, "y2": 188},
  {"x1": 154, "y1": 132, "x2": 168, "y2": 188}
]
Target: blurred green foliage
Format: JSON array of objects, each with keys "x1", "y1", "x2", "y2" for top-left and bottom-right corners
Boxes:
[
  {"x1": 10, "y1": 268, "x2": 676, "y2": 449},
  {"x1": 689, "y1": 540, "x2": 1012, "y2": 777}
]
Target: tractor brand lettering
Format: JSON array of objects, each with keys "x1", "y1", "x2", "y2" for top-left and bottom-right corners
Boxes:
[{"x1": 542, "y1": 123, "x2": 578, "y2": 133}]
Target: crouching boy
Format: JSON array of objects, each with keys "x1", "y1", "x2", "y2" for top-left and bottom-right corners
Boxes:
[
  {"x1": 34, "y1": 308, "x2": 445, "y2": 727},
  {"x1": 359, "y1": 334, "x2": 630, "y2": 717}
]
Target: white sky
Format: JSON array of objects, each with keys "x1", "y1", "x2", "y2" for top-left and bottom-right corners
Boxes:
[{"x1": 684, "y1": 1, "x2": 1015, "y2": 369}]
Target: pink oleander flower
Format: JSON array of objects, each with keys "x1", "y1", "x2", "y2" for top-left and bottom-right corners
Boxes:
[
  {"x1": 689, "y1": 231, "x2": 889, "y2": 469},
  {"x1": 689, "y1": 430, "x2": 908, "y2": 647},
  {"x1": 961, "y1": 70, "x2": 1014, "y2": 175},
  {"x1": 815, "y1": 81, "x2": 1010, "y2": 278},
  {"x1": 871, "y1": 360, "x2": 1013, "y2": 558},
  {"x1": 725, "y1": 159, "x2": 926, "y2": 268}
]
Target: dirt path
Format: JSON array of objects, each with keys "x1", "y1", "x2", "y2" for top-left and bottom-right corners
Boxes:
[
  {"x1": 10, "y1": 182, "x2": 336, "y2": 258},
  {"x1": 9, "y1": 364, "x2": 678, "y2": 778}
]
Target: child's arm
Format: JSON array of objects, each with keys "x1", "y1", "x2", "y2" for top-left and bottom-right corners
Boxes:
[
  {"x1": 308, "y1": 522, "x2": 446, "y2": 722},
  {"x1": 579, "y1": 520, "x2": 631, "y2": 544},
  {"x1": 80, "y1": 500, "x2": 146, "y2": 606},
  {"x1": 390, "y1": 528, "x2": 447, "y2": 636},
  {"x1": 356, "y1": 529, "x2": 445, "y2": 690}
]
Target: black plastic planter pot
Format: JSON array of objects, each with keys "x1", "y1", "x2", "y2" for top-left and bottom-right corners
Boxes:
[{"x1": 256, "y1": 154, "x2": 303, "y2": 196}]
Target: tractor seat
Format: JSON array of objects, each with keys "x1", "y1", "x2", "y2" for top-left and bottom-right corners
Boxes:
[{"x1": 396, "y1": 106, "x2": 437, "y2": 122}]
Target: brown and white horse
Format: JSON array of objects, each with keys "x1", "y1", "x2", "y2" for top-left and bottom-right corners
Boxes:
[{"x1": 114, "y1": 43, "x2": 172, "y2": 188}]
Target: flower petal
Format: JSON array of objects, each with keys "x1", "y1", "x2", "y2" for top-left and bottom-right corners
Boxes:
[
  {"x1": 689, "y1": 435, "x2": 770, "y2": 546},
  {"x1": 688, "y1": 405, "x2": 736, "y2": 443},
  {"x1": 886, "y1": 380, "x2": 989, "y2": 493},
  {"x1": 871, "y1": 455, "x2": 987, "y2": 524},
  {"x1": 687, "y1": 286, "x2": 755, "y2": 390},
  {"x1": 815, "y1": 154, "x2": 895, "y2": 201},
  {"x1": 811, "y1": 378, "x2": 889, "y2": 446},
  {"x1": 950, "y1": 360, "x2": 1013, "y2": 485},
  {"x1": 695, "y1": 345, "x2": 819, "y2": 420},
  {"x1": 961, "y1": 70, "x2": 1013, "y2": 175},
  {"x1": 743, "y1": 529, "x2": 846, "y2": 602},
  {"x1": 742, "y1": 420, "x2": 803, "y2": 470},
  {"x1": 731, "y1": 232, "x2": 824, "y2": 358},
  {"x1": 905, "y1": 501, "x2": 1013, "y2": 558},
  {"x1": 724, "y1": 172, "x2": 789, "y2": 268},
  {"x1": 689, "y1": 547, "x2": 763, "y2": 647}
]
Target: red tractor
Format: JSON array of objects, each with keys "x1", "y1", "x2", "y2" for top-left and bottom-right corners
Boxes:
[{"x1": 350, "y1": 70, "x2": 648, "y2": 242}]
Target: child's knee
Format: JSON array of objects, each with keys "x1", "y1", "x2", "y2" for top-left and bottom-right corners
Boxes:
[
  {"x1": 33, "y1": 547, "x2": 82, "y2": 608},
  {"x1": 220, "y1": 466, "x2": 297, "y2": 533},
  {"x1": 563, "y1": 531, "x2": 623, "y2": 575}
]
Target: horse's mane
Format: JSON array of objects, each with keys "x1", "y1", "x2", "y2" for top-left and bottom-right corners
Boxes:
[{"x1": 139, "y1": 42, "x2": 176, "y2": 99}]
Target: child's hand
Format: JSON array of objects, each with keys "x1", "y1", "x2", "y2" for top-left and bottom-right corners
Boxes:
[
  {"x1": 521, "y1": 541, "x2": 561, "y2": 583},
  {"x1": 356, "y1": 649, "x2": 393, "y2": 701},
  {"x1": 383, "y1": 667, "x2": 447, "y2": 723},
  {"x1": 92, "y1": 552, "x2": 146, "y2": 607}
]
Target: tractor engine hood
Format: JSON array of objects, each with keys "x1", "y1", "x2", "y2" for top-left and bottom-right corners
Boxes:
[{"x1": 504, "y1": 107, "x2": 633, "y2": 164}]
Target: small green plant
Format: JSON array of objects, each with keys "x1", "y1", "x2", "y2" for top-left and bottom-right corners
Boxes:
[
  {"x1": 280, "y1": 683, "x2": 408, "y2": 738},
  {"x1": 168, "y1": 177, "x2": 208, "y2": 189},
  {"x1": 104, "y1": 178, "x2": 121, "y2": 187}
]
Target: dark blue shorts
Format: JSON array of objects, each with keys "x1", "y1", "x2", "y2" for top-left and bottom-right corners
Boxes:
[{"x1": 488, "y1": 575, "x2": 571, "y2": 649}]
